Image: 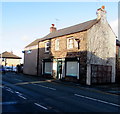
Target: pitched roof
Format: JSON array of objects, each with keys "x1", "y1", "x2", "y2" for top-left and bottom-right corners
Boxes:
[
  {"x1": 26, "y1": 18, "x2": 99, "y2": 48},
  {"x1": 42, "y1": 19, "x2": 99, "y2": 40},
  {"x1": 0, "y1": 51, "x2": 22, "y2": 59},
  {"x1": 25, "y1": 39, "x2": 40, "y2": 48}
]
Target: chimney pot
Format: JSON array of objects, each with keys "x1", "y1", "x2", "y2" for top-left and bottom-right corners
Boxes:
[
  {"x1": 50, "y1": 24, "x2": 57, "y2": 33},
  {"x1": 97, "y1": 5, "x2": 106, "y2": 20},
  {"x1": 52, "y1": 24, "x2": 55, "y2": 27},
  {"x1": 101, "y1": 5, "x2": 105, "y2": 9}
]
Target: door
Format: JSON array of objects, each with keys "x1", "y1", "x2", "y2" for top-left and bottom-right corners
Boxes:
[
  {"x1": 57, "y1": 61, "x2": 62, "y2": 79},
  {"x1": 91, "y1": 64, "x2": 112, "y2": 84}
]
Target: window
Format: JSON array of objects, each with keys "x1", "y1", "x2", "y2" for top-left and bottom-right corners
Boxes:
[
  {"x1": 55, "y1": 39, "x2": 59, "y2": 51},
  {"x1": 67, "y1": 37, "x2": 73, "y2": 49},
  {"x1": 66, "y1": 61, "x2": 78, "y2": 77},
  {"x1": 44, "y1": 62, "x2": 52, "y2": 74},
  {"x1": 45, "y1": 42, "x2": 50, "y2": 52},
  {"x1": 74, "y1": 39, "x2": 78, "y2": 48},
  {"x1": 27, "y1": 50, "x2": 32, "y2": 54}
]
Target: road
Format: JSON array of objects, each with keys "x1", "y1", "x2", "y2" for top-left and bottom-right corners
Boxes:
[{"x1": 1, "y1": 72, "x2": 120, "y2": 112}]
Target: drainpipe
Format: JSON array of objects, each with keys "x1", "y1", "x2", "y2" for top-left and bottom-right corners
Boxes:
[{"x1": 37, "y1": 41, "x2": 40, "y2": 76}]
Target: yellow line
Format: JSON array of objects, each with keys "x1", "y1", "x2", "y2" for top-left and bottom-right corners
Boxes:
[{"x1": 14, "y1": 80, "x2": 53, "y2": 86}]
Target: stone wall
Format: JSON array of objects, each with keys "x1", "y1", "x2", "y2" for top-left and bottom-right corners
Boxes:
[
  {"x1": 38, "y1": 31, "x2": 88, "y2": 77},
  {"x1": 87, "y1": 19, "x2": 116, "y2": 84}
]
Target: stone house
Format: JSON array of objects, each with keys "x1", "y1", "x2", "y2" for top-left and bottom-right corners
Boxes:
[
  {"x1": 0, "y1": 51, "x2": 22, "y2": 67},
  {"x1": 23, "y1": 6, "x2": 116, "y2": 85}
]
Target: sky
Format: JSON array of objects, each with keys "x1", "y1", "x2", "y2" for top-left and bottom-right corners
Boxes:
[{"x1": 1, "y1": 0, "x2": 119, "y2": 63}]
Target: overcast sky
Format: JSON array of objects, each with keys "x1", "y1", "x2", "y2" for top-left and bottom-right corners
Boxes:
[{"x1": 1, "y1": 0, "x2": 119, "y2": 63}]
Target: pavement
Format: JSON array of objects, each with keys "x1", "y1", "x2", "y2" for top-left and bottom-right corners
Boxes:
[{"x1": 49, "y1": 78, "x2": 120, "y2": 96}]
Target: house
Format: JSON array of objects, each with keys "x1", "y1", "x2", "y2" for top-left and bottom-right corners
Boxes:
[
  {"x1": 116, "y1": 39, "x2": 120, "y2": 83},
  {"x1": 23, "y1": 6, "x2": 116, "y2": 85},
  {"x1": 0, "y1": 51, "x2": 22, "y2": 67}
]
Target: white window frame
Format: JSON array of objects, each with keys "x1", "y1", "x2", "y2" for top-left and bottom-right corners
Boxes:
[
  {"x1": 55, "y1": 39, "x2": 59, "y2": 51},
  {"x1": 67, "y1": 37, "x2": 74, "y2": 49},
  {"x1": 45, "y1": 42, "x2": 50, "y2": 52}
]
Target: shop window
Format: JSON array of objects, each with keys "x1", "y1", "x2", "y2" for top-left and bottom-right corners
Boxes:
[
  {"x1": 66, "y1": 61, "x2": 78, "y2": 76},
  {"x1": 44, "y1": 62, "x2": 52, "y2": 74}
]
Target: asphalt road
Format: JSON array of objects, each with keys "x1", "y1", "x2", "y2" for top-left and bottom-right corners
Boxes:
[{"x1": 1, "y1": 72, "x2": 120, "y2": 112}]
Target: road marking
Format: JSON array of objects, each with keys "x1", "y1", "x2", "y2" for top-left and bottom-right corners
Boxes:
[
  {"x1": 48, "y1": 87, "x2": 56, "y2": 91},
  {"x1": 15, "y1": 91, "x2": 22, "y2": 94},
  {"x1": 0, "y1": 101, "x2": 17, "y2": 105},
  {"x1": 34, "y1": 103, "x2": 48, "y2": 110},
  {"x1": 6, "y1": 88, "x2": 14, "y2": 93},
  {"x1": 14, "y1": 80, "x2": 55, "y2": 86},
  {"x1": 32, "y1": 83, "x2": 56, "y2": 91},
  {"x1": 18, "y1": 94, "x2": 27, "y2": 100},
  {"x1": 74, "y1": 94, "x2": 120, "y2": 107}
]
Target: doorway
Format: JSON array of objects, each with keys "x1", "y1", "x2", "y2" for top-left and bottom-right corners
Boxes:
[{"x1": 57, "y1": 61, "x2": 62, "y2": 79}]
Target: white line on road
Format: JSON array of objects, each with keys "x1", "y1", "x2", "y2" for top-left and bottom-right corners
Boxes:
[
  {"x1": 34, "y1": 103, "x2": 48, "y2": 110},
  {"x1": 15, "y1": 91, "x2": 22, "y2": 95},
  {"x1": 32, "y1": 84, "x2": 56, "y2": 91},
  {"x1": 74, "y1": 93, "x2": 120, "y2": 107},
  {"x1": 6, "y1": 88, "x2": 14, "y2": 93},
  {"x1": 48, "y1": 87, "x2": 56, "y2": 91},
  {"x1": 0, "y1": 101, "x2": 17, "y2": 105},
  {"x1": 18, "y1": 94, "x2": 27, "y2": 100}
]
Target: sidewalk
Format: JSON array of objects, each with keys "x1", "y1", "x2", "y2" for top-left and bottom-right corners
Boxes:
[{"x1": 51, "y1": 79, "x2": 120, "y2": 96}]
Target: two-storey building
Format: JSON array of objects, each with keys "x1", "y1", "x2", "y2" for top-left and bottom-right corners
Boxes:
[{"x1": 23, "y1": 6, "x2": 116, "y2": 85}]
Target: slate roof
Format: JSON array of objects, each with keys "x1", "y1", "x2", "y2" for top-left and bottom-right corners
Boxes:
[
  {"x1": 25, "y1": 39, "x2": 40, "y2": 48},
  {"x1": 26, "y1": 18, "x2": 99, "y2": 48},
  {"x1": 0, "y1": 51, "x2": 22, "y2": 59}
]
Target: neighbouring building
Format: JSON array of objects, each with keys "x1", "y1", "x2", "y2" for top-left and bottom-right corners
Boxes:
[
  {"x1": 0, "y1": 51, "x2": 22, "y2": 67},
  {"x1": 23, "y1": 6, "x2": 116, "y2": 85},
  {"x1": 116, "y1": 39, "x2": 120, "y2": 83}
]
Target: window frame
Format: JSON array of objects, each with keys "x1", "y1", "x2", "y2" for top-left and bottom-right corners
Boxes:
[
  {"x1": 45, "y1": 42, "x2": 50, "y2": 53},
  {"x1": 67, "y1": 37, "x2": 74, "y2": 49},
  {"x1": 55, "y1": 39, "x2": 60, "y2": 51}
]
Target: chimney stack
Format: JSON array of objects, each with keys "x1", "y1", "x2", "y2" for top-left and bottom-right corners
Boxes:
[
  {"x1": 50, "y1": 24, "x2": 57, "y2": 33},
  {"x1": 97, "y1": 5, "x2": 106, "y2": 20}
]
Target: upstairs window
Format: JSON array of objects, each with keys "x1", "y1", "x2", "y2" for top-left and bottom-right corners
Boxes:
[
  {"x1": 67, "y1": 37, "x2": 73, "y2": 49},
  {"x1": 55, "y1": 39, "x2": 59, "y2": 51},
  {"x1": 45, "y1": 42, "x2": 50, "y2": 52},
  {"x1": 27, "y1": 50, "x2": 32, "y2": 54}
]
